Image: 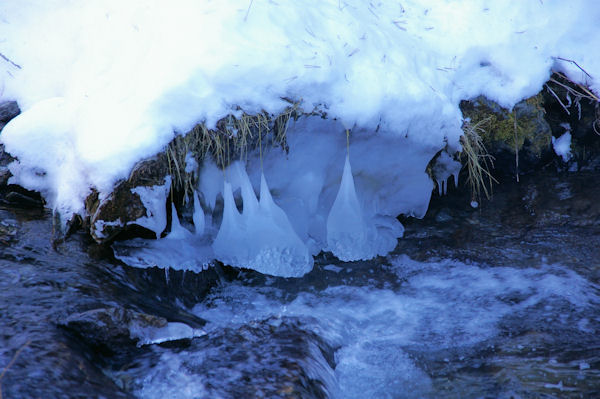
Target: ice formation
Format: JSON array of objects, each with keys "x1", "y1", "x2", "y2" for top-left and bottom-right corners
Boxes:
[
  {"x1": 432, "y1": 152, "x2": 461, "y2": 196},
  {"x1": 166, "y1": 204, "x2": 192, "y2": 240},
  {"x1": 192, "y1": 191, "x2": 205, "y2": 236},
  {"x1": 212, "y1": 165, "x2": 313, "y2": 278},
  {"x1": 130, "y1": 177, "x2": 172, "y2": 239},
  {"x1": 327, "y1": 154, "x2": 396, "y2": 261},
  {"x1": 1, "y1": 1, "x2": 600, "y2": 276}
]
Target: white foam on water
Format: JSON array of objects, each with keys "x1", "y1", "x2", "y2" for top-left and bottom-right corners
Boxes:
[
  {"x1": 189, "y1": 256, "x2": 599, "y2": 398},
  {"x1": 133, "y1": 352, "x2": 210, "y2": 399}
]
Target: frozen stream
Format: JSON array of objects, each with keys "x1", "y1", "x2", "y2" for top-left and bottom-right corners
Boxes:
[{"x1": 1, "y1": 172, "x2": 600, "y2": 398}]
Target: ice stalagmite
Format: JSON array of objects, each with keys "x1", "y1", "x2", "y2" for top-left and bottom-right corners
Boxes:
[
  {"x1": 212, "y1": 181, "x2": 244, "y2": 265},
  {"x1": 326, "y1": 155, "x2": 372, "y2": 261},
  {"x1": 212, "y1": 167, "x2": 313, "y2": 277},
  {"x1": 166, "y1": 204, "x2": 192, "y2": 240},
  {"x1": 192, "y1": 191, "x2": 205, "y2": 235},
  {"x1": 253, "y1": 173, "x2": 313, "y2": 277},
  {"x1": 326, "y1": 154, "x2": 402, "y2": 261}
]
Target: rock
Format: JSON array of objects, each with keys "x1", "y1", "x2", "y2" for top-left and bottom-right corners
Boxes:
[
  {"x1": 113, "y1": 316, "x2": 336, "y2": 399},
  {"x1": 60, "y1": 307, "x2": 168, "y2": 350},
  {"x1": 542, "y1": 73, "x2": 600, "y2": 169},
  {"x1": 87, "y1": 153, "x2": 170, "y2": 243},
  {"x1": 0, "y1": 184, "x2": 44, "y2": 208},
  {"x1": 0, "y1": 165, "x2": 10, "y2": 187},
  {"x1": 460, "y1": 94, "x2": 553, "y2": 178},
  {"x1": 0, "y1": 100, "x2": 20, "y2": 125}
]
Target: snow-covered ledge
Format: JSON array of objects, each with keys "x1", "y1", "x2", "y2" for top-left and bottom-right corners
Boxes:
[{"x1": 1, "y1": 1, "x2": 599, "y2": 276}]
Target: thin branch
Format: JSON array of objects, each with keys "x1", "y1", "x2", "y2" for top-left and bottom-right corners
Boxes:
[
  {"x1": 555, "y1": 57, "x2": 593, "y2": 79},
  {"x1": 244, "y1": 0, "x2": 253, "y2": 22},
  {"x1": 545, "y1": 84, "x2": 570, "y2": 115},
  {"x1": 0, "y1": 52, "x2": 21, "y2": 69}
]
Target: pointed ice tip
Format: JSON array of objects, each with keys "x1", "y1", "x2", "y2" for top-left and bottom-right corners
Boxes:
[
  {"x1": 192, "y1": 191, "x2": 205, "y2": 235},
  {"x1": 259, "y1": 173, "x2": 272, "y2": 205},
  {"x1": 166, "y1": 203, "x2": 192, "y2": 240}
]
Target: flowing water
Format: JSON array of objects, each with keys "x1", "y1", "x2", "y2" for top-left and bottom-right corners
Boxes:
[{"x1": 1, "y1": 172, "x2": 600, "y2": 398}]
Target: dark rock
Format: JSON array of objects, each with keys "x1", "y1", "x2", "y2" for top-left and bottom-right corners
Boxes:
[
  {"x1": 112, "y1": 317, "x2": 336, "y2": 398},
  {"x1": 0, "y1": 100, "x2": 20, "y2": 124},
  {"x1": 542, "y1": 73, "x2": 600, "y2": 169},
  {"x1": 0, "y1": 143, "x2": 16, "y2": 187},
  {"x1": 60, "y1": 307, "x2": 167, "y2": 351},
  {"x1": 1, "y1": 184, "x2": 44, "y2": 208},
  {"x1": 88, "y1": 153, "x2": 170, "y2": 243},
  {"x1": 0, "y1": 165, "x2": 10, "y2": 186}
]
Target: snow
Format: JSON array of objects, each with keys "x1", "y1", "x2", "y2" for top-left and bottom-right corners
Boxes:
[
  {"x1": 552, "y1": 129, "x2": 573, "y2": 162},
  {"x1": 1, "y1": 1, "x2": 600, "y2": 275}
]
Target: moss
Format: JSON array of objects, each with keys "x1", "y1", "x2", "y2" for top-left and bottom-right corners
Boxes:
[{"x1": 460, "y1": 94, "x2": 551, "y2": 157}]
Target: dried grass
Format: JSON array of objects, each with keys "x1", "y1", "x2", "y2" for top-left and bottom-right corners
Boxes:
[
  {"x1": 165, "y1": 101, "x2": 302, "y2": 201},
  {"x1": 460, "y1": 117, "x2": 498, "y2": 202}
]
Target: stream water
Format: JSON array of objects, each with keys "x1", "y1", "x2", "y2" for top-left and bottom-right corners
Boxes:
[{"x1": 1, "y1": 172, "x2": 600, "y2": 398}]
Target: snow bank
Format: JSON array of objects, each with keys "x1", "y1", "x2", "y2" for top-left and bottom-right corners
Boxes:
[{"x1": 1, "y1": 1, "x2": 599, "y2": 274}]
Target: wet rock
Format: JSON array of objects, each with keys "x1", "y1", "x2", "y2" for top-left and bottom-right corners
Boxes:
[
  {"x1": 0, "y1": 336, "x2": 134, "y2": 399},
  {"x1": 60, "y1": 307, "x2": 168, "y2": 351},
  {"x1": 542, "y1": 73, "x2": 600, "y2": 169},
  {"x1": 0, "y1": 101, "x2": 20, "y2": 186},
  {"x1": 460, "y1": 94, "x2": 553, "y2": 178},
  {"x1": 0, "y1": 184, "x2": 44, "y2": 209},
  {"x1": 0, "y1": 205, "x2": 211, "y2": 399},
  {"x1": 87, "y1": 153, "x2": 170, "y2": 243},
  {"x1": 0, "y1": 165, "x2": 10, "y2": 187},
  {"x1": 0, "y1": 210, "x2": 18, "y2": 245},
  {"x1": 397, "y1": 171, "x2": 600, "y2": 271},
  {"x1": 0, "y1": 144, "x2": 15, "y2": 187},
  {"x1": 113, "y1": 317, "x2": 336, "y2": 399},
  {"x1": 0, "y1": 100, "x2": 20, "y2": 125}
]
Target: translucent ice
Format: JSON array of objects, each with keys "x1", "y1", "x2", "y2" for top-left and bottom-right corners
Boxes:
[
  {"x1": 192, "y1": 191, "x2": 205, "y2": 235},
  {"x1": 166, "y1": 203, "x2": 192, "y2": 240},
  {"x1": 130, "y1": 176, "x2": 172, "y2": 239},
  {"x1": 326, "y1": 155, "x2": 400, "y2": 261},
  {"x1": 212, "y1": 168, "x2": 313, "y2": 277},
  {"x1": 327, "y1": 155, "x2": 369, "y2": 261}
]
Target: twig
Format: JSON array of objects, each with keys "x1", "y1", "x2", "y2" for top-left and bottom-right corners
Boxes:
[
  {"x1": 0, "y1": 52, "x2": 21, "y2": 69},
  {"x1": 244, "y1": 0, "x2": 253, "y2": 22},
  {"x1": 550, "y1": 76, "x2": 597, "y2": 101},
  {"x1": 545, "y1": 84, "x2": 570, "y2": 115},
  {"x1": 555, "y1": 57, "x2": 593, "y2": 79}
]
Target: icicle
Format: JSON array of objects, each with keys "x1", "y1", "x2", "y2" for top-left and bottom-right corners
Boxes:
[
  {"x1": 453, "y1": 171, "x2": 459, "y2": 187},
  {"x1": 192, "y1": 191, "x2": 205, "y2": 235},
  {"x1": 166, "y1": 203, "x2": 192, "y2": 240},
  {"x1": 236, "y1": 165, "x2": 258, "y2": 216}
]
